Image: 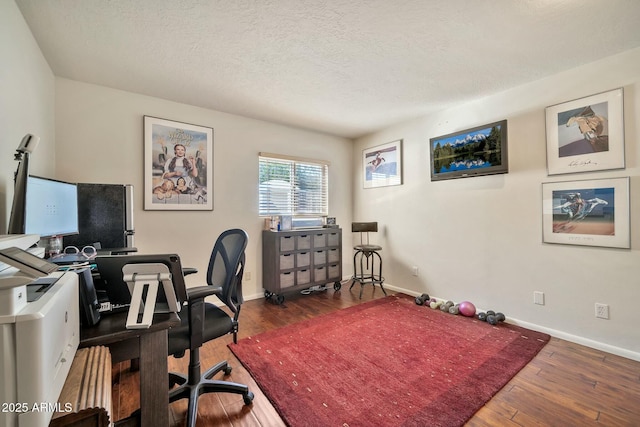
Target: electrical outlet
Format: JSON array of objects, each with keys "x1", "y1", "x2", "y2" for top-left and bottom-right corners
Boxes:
[
  {"x1": 411, "y1": 266, "x2": 418, "y2": 276},
  {"x1": 534, "y1": 291, "x2": 545, "y2": 305},
  {"x1": 245, "y1": 271, "x2": 252, "y2": 281},
  {"x1": 595, "y1": 303, "x2": 609, "y2": 319}
]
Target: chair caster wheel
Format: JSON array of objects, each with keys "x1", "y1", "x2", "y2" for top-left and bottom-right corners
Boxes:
[
  {"x1": 244, "y1": 391, "x2": 255, "y2": 405},
  {"x1": 223, "y1": 365, "x2": 232, "y2": 375}
]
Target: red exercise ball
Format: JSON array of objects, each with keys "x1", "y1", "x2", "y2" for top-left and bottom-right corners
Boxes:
[{"x1": 458, "y1": 301, "x2": 476, "y2": 317}]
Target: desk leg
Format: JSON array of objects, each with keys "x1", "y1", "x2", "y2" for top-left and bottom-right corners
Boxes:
[{"x1": 139, "y1": 330, "x2": 169, "y2": 426}]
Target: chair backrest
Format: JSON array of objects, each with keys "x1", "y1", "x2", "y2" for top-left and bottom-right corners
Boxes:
[
  {"x1": 207, "y1": 229, "x2": 249, "y2": 314},
  {"x1": 352, "y1": 222, "x2": 378, "y2": 245}
]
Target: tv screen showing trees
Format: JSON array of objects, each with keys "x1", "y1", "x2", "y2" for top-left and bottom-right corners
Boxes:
[{"x1": 430, "y1": 120, "x2": 508, "y2": 181}]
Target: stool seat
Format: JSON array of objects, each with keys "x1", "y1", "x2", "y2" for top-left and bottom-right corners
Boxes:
[{"x1": 354, "y1": 244, "x2": 382, "y2": 252}]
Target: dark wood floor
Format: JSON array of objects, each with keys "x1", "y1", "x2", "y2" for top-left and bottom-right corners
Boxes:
[{"x1": 111, "y1": 285, "x2": 640, "y2": 426}]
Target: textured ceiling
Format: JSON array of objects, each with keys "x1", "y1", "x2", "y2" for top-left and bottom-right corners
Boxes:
[{"x1": 15, "y1": 0, "x2": 640, "y2": 139}]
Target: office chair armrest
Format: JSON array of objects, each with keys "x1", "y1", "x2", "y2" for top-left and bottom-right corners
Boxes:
[
  {"x1": 186, "y1": 285, "x2": 223, "y2": 302},
  {"x1": 183, "y1": 285, "x2": 223, "y2": 351},
  {"x1": 182, "y1": 267, "x2": 198, "y2": 276}
]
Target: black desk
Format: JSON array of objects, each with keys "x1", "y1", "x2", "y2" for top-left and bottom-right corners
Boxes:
[{"x1": 80, "y1": 311, "x2": 180, "y2": 426}]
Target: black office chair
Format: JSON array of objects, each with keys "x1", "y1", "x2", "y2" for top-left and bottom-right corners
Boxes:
[{"x1": 167, "y1": 229, "x2": 254, "y2": 427}]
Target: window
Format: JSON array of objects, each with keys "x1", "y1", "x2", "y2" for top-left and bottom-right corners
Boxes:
[{"x1": 259, "y1": 153, "x2": 329, "y2": 216}]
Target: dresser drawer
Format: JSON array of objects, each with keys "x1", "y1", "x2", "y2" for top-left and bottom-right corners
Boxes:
[
  {"x1": 296, "y1": 252, "x2": 310, "y2": 267},
  {"x1": 280, "y1": 235, "x2": 295, "y2": 252},
  {"x1": 313, "y1": 266, "x2": 327, "y2": 282},
  {"x1": 280, "y1": 272, "x2": 295, "y2": 288},
  {"x1": 314, "y1": 250, "x2": 326, "y2": 265},
  {"x1": 279, "y1": 253, "x2": 294, "y2": 270},
  {"x1": 327, "y1": 248, "x2": 340, "y2": 263},
  {"x1": 328, "y1": 264, "x2": 340, "y2": 280},
  {"x1": 313, "y1": 233, "x2": 326, "y2": 247},
  {"x1": 297, "y1": 234, "x2": 311, "y2": 250},
  {"x1": 327, "y1": 232, "x2": 340, "y2": 247},
  {"x1": 297, "y1": 269, "x2": 311, "y2": 285}
]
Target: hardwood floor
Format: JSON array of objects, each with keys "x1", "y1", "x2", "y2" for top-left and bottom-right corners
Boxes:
[{"x1": 111, "y1": 286, "x2": 640, "y2": 426}]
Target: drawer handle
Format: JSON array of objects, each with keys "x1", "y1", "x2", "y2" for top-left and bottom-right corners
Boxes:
[{"x1": 283, "y1": 272, "x2": 292, "y2": 275}]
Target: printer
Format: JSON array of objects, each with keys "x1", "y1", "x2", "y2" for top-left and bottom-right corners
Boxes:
[{"x1": 0, "y1": 235, "x2": 79, "y2": 427}]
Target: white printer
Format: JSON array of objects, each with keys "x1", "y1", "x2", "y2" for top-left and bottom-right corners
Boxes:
[{"x1": 0, "y1": 235, "x2": 79, "y2": 427}]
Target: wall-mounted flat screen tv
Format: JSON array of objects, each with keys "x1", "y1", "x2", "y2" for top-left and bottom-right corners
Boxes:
[{"x1": 430, "y1": 120, "x2": 508, "y2": 181}]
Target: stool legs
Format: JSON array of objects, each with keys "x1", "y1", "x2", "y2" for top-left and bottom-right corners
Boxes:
[{"x1": 351, "y1": 249, "x2": 385, "y2": 298}]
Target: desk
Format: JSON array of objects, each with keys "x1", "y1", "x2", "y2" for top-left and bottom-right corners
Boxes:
[{"x1": 80, "y1": 311, "x2": 180, "y2": 426}]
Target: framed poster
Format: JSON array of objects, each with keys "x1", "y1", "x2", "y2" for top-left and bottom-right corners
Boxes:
[
  {"x1": 430, "y1": 120, "x2": 508, "y2": 181},
  {"x1": 363, "y1": 139, "x2": 402, "y2": 188},
  {"x1": 542, "y1": 177, "x2": 629, "y2": 249},
  {"x1": 545, "y1": 88, "x2": 624, "y2": 175},
  {"x1": 144, "y1": 116, "x2": 213, "y2": 210}
]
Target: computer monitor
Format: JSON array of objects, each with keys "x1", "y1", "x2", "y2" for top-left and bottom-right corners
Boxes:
[
  {"x1": 24, "y1": 176, "x2": 79, "y2": 238},
  {"x1": 95, "y1": 254, "x2": 187, "y2": 309}
]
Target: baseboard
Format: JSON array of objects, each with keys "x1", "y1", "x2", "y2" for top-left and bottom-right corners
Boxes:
[
  {"x1": 245, "y1": 292, "x2": 265, "y2": 301},
  {"x1": 388, "y1": 284, "x2": 640, "y2": 362},
  {"x1": 502, "y1": 318, "x2": 640, "y2": 362}
]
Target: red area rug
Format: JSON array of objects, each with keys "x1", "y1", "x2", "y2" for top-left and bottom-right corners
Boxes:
[{"x1": 229, "y1": 294, "x2": 550, "y2": 426}]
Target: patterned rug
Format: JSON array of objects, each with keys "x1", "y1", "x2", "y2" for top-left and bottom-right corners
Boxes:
[{"x1": 229, "y1": 294, "x2": 550, "y2": 426}]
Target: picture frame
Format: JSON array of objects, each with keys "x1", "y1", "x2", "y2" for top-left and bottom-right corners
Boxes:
[
  {"x1": 545, "y1": 88, "x2": 624, "y2": 175},
  {"x1": 363, "y1": 139, "x2": 402, "y2": 188},
  {"x1": 542, "y1": 177, "x2": 630, "y2": 249},
  {"x1": 430, "y1": 120, "x2": 508, "y2": 181},
  {"x1": 144, "y1": 116, "x2": 213, "y2": 210}
]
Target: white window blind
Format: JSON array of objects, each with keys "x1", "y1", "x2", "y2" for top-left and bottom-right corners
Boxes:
[{"x1": 259, "y1": 153, "x2": 329, "y2": 216}]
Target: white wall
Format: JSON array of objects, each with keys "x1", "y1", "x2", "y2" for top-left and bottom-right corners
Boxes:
[
  {"x1": 54, "y1": 78, "x2": 353, "y2": 298},
  {"x1": 6, "y1": 0, "x2": 640, "y2": 360},
  {"x1": 0, "y1": 0, "x2": 56, "y2": 231},
  {"x1": 354, "y1": 47, "x2": 640, "y2": 360}
]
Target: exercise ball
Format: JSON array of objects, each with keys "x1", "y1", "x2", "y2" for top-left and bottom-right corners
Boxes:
[{"x1": 458, "y1": 301, "x2": 476, "y2": 317}]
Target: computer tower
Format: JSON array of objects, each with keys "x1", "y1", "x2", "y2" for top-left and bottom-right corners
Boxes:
[{"x1": 64, "y1": 183, "x2": 135, "y2": 250}]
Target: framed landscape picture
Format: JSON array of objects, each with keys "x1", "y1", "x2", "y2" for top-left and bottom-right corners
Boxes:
[
  {"x1": 144, "y1": 116, "x2": 213, "y2": 210},
  {"x1": 363, "y1": 140, "x2": 403, "y2": 188},
  {"x1": 542, "y1": 177, "x2": 629, "y2": 249},
  {"x1": 430, "y1": 120, "x2": 508, "y2": 181},
  {"x1": 545, "y1": 88, "x2": 624, "y2": 175}
]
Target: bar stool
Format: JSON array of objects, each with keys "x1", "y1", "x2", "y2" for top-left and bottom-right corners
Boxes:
[{"x1": 350, "y1": 222, "x2": 386, "y2": 298}]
